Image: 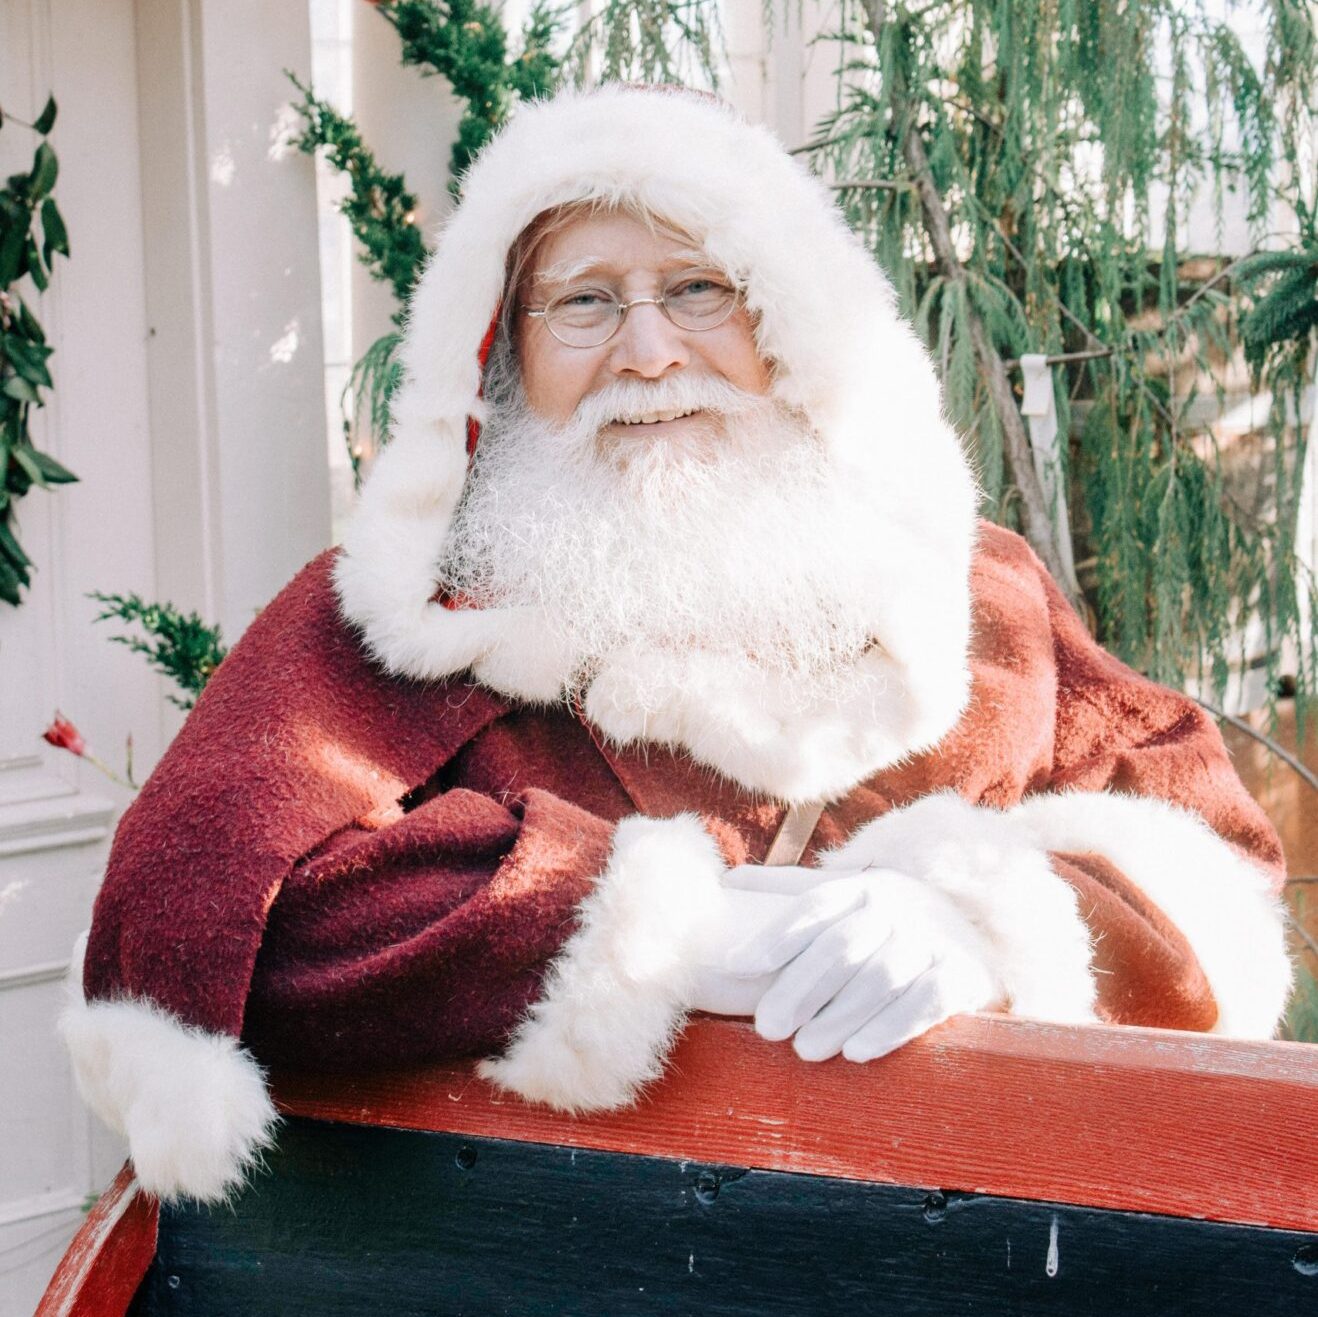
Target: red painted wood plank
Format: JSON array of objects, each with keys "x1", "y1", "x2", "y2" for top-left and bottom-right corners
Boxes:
[
  {"x1": 274, "y1": 1013, "x2": 1318, "y2": 1233},
  {"x1": 35, "y1": 1163, "x2": 158, "y2": 1317}
]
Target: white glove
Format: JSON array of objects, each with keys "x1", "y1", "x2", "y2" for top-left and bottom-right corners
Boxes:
[
  {"x1": 721, "y1": 865, "x2": 1001, "y2": 1062},
  {"x1": 687, "y1": 884, "x2": 794, "y2": 1017}
]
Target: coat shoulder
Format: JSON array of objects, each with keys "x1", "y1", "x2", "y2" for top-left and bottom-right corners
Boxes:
[
  {"x1": 972, "y1": 520, "x2": 1048, "y2": 577},
  {"x1": 968, "y1": 521, "x2": 1055, "y2": 627},
  {"x1": 181, "y1": 550, "x2": 509, "y2": 778}
]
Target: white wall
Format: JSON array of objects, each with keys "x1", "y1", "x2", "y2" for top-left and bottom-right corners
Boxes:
[{"x1": 0, "y1": 1, "x2": 328, "y2": 1310}]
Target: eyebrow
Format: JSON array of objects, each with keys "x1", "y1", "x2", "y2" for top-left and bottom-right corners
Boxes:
[{"x1": 531, "y1": 249, "x2": 715, "y2": 291}]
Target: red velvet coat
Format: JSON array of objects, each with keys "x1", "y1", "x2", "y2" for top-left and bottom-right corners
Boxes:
[{"x1": 84, "y1": 523, "x2": 1285, "y2": 1077}]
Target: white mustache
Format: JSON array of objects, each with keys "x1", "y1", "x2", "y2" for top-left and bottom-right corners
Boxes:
[{"x1": 569, "y1": 376, "x2": 763, "y2": 435}]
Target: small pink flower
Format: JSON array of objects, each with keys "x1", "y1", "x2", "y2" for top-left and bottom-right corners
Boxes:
[{"x1": 43, "y1": 713, "x2": 86, "y2": 757}]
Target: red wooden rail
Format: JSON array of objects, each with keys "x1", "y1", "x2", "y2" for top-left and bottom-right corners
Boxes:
[
  {"x1": 276, "y1": 1014, "x2": 1318, "y2": 1233},
  {"x1": 37, "y1": 1014, "x2": 1318, "y2": 1313}
]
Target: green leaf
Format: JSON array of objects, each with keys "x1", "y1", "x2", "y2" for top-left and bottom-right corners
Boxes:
[
  {"x1": 33, "y1": 96, "x2": 57, "y2": 136},
  {"x1": 29, "y1": 448, "x2": 76, "y2": 483},
  {"x1": 25, "y1": 238, "x2": 48, "y2": 291},
  {"x1": 2, "y1": 375, "x2": 39, "y2": 404},
  {"x1": 2, "y1": 336, "x2": 54, "y2": 388},
  {"x1": 0, "y1": 225, "x2": 26, "y2": 286},
  {"x1": 11, "y1": 445, "x2": 47, "y2": 487},
  {"x1": 29, "y1": 142, "x2": 58, "y2": 199},
  {"x1": 0, "y1": 552, "x2": 23, "y2": 605},
  {"x1": 6, "y1": 446, "x2": 71, "y2": 489},
  {"x1": 40, "y1": 199, "x2": 68, "y2": 263},
  {"x1": 16, "y1": 298, "x2": 45, "y2": 343},
  {"x1": 0, "y1": 514, "x2": 32, "y2": 568}
]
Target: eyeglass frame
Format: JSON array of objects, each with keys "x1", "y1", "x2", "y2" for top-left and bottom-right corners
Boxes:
[{"x1": 522, "y1": 268, "x2": 742, "y2": 348}]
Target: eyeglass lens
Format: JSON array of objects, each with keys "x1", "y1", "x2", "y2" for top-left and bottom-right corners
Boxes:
[{"x1": 545, "y1": 271, "x2": 736, "y2": 346}]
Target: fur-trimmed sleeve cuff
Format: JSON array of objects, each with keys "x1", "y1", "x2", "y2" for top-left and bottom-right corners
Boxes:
[
  {"x1": 60, "y1": 960, "x2": 278, "y2": 1204},
  {"x1": 1013, "y1": 791, "x2": 1291, "y2": 1038},
  {"x1": 478, "y1": 813, "x2": 727, "y2": 1112}
]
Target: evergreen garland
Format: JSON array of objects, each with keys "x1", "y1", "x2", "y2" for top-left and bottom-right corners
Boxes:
[
  {"x1": 287, "y1": 73, "x2": 429, "y2": 309},
  {"x1": 370, "y1": 0, "x2": 565, "y2": 181},
  {"x1": 0, "y1": 95, "x2": 75, "y2": 607}
]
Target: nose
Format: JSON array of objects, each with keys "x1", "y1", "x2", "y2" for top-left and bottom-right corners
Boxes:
[{"x1": 607, "y1": 301, "x2": 689, "y2": 379}]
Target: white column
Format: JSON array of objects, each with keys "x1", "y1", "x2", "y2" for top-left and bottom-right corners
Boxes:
[{"x1": 135, "y1": 0, "x2": 330, "y2": 643}]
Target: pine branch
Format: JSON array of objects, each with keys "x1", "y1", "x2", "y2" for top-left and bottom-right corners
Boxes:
[{"x1": 89, "y1": 592, "x2": 227, "y2": 711}]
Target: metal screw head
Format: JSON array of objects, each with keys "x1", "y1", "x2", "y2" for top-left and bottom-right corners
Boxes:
[{"x1": 695, "y1": 1171, "x2": 720, "y2": 1204}]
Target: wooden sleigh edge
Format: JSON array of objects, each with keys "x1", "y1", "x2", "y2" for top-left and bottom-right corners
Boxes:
[
  {"x1": 35, "y1": 1163, "x2": 158, "y2": 1317},
  {"x1": 37, "y1": 1013, "x2": 1318, "y2": 1314}
]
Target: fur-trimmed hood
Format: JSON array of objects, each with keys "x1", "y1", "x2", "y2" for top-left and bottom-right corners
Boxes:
[{"x1": 334, "y1": 85, "x2": 979, "y2": 803}]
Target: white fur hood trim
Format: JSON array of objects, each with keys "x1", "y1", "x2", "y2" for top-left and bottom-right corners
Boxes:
[
  {"x1": 479, "y1": 813, "x2": 726, "y2": 1111},
  {"x1": 334, "y1": 86, "x2": 977, "y2": 802},
  {"x1": 1013, "y1": 791, "x2": 1291, "y2": 1038},
  {"x1": 822, "y1": 792, "x2": 1099, "y2": 1024},
  {"x1": 60, "y1": 950, "x2": 278, "y2": 1203}
]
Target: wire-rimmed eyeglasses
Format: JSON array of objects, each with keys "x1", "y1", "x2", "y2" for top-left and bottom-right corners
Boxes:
[{"x1": 524, "y1": 269, "x2": 740, "y2": 348}]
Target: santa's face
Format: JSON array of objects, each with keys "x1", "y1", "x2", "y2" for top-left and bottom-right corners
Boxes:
[
  {"x1": 437, "y1": 207, "x2": 887, "y2": 708},
  {"x1": 517, "y1": 212, "x2": 773, "y2": 438}
]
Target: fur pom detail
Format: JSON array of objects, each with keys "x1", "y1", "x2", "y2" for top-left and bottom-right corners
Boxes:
[
  {"x1": 822, "y1": 792, "x2": 1099, "y2": 1024},
  {"x1": 60, "y1": 955, "x2": 277, "y2": 1203},
  {"x1": 479, "y1": 813, "x2": 725, "y2": 1111},
  {"x1": 1013, "y1": 792, "x2": 1291, "y2": 1038}
]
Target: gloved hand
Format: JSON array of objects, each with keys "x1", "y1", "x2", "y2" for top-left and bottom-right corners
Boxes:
[
  {"x1": 687, "y1": 883, "x2": 794, "y2": 1017},
  {"x1": 720, "y1": 864, "x2": 1001, "y2": 1062}
]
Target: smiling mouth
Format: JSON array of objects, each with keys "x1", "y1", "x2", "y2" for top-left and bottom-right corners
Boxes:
[{"x1": 611, "y1": 407, "x2": 702, "y2": 426}]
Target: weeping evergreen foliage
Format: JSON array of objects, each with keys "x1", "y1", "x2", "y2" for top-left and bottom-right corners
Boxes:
[
  {"x1": 805, "y1": 0, "x2": 1316, "y2": 704},
  {"x1": 563, "y1": 0, "x2": 722, "y2": 87}
]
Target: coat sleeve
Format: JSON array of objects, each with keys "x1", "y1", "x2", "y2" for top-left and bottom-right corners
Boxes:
[
  {"x1": 243, "y1": 788, "x2": 729, "y2": 1114},
  {"x1": 61, "y1": 552, "x2": 730, "y2": 1204},
  {"x1": 1010, "y1": 560, "x2": 1291, "y2": 1036},
  {"x1": 821, "y1": 538, "x2": 1290, "y2": 1040}
]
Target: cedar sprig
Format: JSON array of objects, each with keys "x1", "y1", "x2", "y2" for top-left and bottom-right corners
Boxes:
[{"x1": 89, "y1": 592, "x2": 227, "y2": 711}]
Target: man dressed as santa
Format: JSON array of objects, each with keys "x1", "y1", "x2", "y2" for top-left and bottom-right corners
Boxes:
[{"x1": 63, "y1": 86, "x2": 1290, "y2": 1205}]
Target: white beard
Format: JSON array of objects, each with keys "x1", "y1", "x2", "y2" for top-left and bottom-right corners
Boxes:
[{"x1": 435, "y1": 360, "x2": 891, "y2": 712}]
